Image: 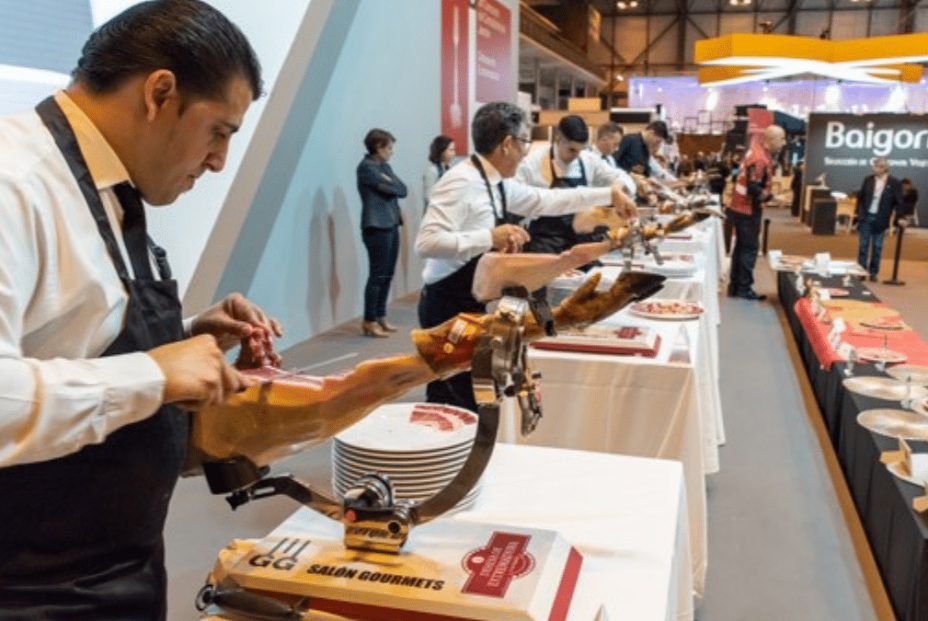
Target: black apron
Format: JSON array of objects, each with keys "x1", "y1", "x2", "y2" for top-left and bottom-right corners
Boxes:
[
  {"x1": 524, "y1": 148, "x2": 588, "y2": 255},
  {"x1": 525, "y1": 149, "x2": 606, "y2": 265},
  {"x1": 0, "y1": 97, "x2": 187, "y2": 621},
  {"x1": 418, "y1": 155, "x2": 511, "y2": 411}
]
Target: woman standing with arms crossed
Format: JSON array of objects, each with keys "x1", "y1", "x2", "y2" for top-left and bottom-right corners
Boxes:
[{"x1": 357, "y1": 129, "x2": 407, "y2": 337}]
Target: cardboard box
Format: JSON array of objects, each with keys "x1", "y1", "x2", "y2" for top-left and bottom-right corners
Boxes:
[{"x1": 210, "y1": 520, "x2": 583, "y2": 621}]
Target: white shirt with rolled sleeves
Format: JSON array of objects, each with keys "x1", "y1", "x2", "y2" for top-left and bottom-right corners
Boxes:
[
  {"x1": 516, "y1": 145, "x2": 637, "y2": 196},
  {"x1": 0, "y1": 91, "x2": 165, "y2": 468},
  {"x1": 416, "y1": 153, "x2": 612, "y2": 285}
]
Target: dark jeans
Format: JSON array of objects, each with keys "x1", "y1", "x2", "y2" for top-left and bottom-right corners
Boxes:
[
  {"x1": 362, "y1": 226, "x2": 399, "y2": 321},
  {"x1": 857, "y1": 214, "x2": 885, "y2": 277},
  {"x1": 728, "y1": 208, "x2": 762, "y2": 295},
  {"x1": 418, "y1": 279, "x2": 486, "y2": 414}
]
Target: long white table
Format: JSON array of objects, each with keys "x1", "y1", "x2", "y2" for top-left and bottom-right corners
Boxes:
[
  {"x1": 500, "y1": 222, "x2": 725, "y2": 601},
  {"x1": 201, "y1": 445, "x2": 693, "y2": 621}
]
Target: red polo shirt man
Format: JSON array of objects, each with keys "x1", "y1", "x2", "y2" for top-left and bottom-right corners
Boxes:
[{"x1": 726, "y1": 124, "x2": 786, "y2": 300}]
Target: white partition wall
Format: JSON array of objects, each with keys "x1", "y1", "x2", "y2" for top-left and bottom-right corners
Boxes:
[
  {"x1": 0, "y1": 0, "x2": 521, "y2": 350},
  {"x1": 182, "y1": 0, "x2": 520, "y2": 348}
]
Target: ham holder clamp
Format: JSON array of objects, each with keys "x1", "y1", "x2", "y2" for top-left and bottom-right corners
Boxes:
[
  {"x1": 198, "y1": 290, "x2": 544, "y2": 556},
  {"x1": 608, "y1": 207, "x2": 719, "y2": 273}
]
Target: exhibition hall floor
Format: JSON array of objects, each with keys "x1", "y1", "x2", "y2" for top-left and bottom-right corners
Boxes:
[{"x1": 164, "y1": 208, "x2": 927, "y2": 620}]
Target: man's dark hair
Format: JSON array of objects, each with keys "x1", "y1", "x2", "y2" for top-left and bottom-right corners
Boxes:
[
  {"x1": 596, "y1": 122, "x2": 622, "y2": 140},
  {"x1": 428, "y1": 135, "x2": 454, "y2": 164},
  {"x1": 472, "y1": 101, "x2": 526, "y2": 155},
  {"x1": 557, "y1": 115, "x2": 589, "y2": 143},
  {"x1": 646, "y1": 120, "x2": 670, "y2": 141},
  {"x1": 365, "y1": 128, "x2": 395, "y2": 155},
  {"x1": 73, "y1": 0, "x2": 263, "y2": 102}
]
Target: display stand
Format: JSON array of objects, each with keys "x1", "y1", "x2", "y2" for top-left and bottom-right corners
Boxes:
[{"x1": 884, "y1": 224, "x2": 906, "y2": 286}]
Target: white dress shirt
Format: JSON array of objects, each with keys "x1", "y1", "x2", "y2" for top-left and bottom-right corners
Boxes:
[
  {"x1": 416, "y1": 154, "x2": 611, "y2": 285},
  {"x1": 517, "y1": 145, "x2": 636, "y2": 196},
  {"x1": 649, "y1": 156, "x2": 678, "y2": 182},
  {"x1": 421, "y1": 162, "x2": 446, "y2": 211},
  {"x1": 590, "y1": 144, "x2": 617, "y2": 169},
  {"x1": 0, "y1": 91, "x2": 165, "y2": 467},
  {"x1": 869, "y1": 176, "x2": 887, "y2": 214}
]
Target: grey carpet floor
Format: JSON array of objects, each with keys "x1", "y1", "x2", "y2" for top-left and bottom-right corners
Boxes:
[{"x1": 165, "y1": 209, "x2": 925, "y2": 620}]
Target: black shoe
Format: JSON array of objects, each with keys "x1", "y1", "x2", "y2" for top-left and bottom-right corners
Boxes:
[
  {"x1": 726, "y1": 287, "x2": 737, "y2": 298},
  {"x1": 868, "y1": 274, "x2": 878, "y2": 282},
  {"x1": 738, "y1": 290, "x2": 767, "y2": 301}
]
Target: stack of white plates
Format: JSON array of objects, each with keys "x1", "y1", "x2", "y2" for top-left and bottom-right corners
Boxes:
[{"x1": 332, "y1": 403, "x2": 482, "y2": 514}]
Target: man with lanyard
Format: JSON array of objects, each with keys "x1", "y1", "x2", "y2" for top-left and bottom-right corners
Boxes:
[
  {"x1": 727, "y1": 124, "x2": 786, "y2": 300},
  {"x1": 416, "y1": 102, "x2": 636, "y2": 412},
  {"x1": 516, "y1": 114, "x2": 637, "y2": 255},
  {"x1": 0, "y1": 2, "x2": 282, "y2": 618},
  {"x1": 855, "y1": 157, "x2": 905, "y2": 282}
]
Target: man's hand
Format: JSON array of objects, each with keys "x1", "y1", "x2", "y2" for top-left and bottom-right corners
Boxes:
[
  {"x1": 148, "y1": 335, "x2": 244, "y2": 411},
  {"x1": 633, "y1": 174, "x2": 652, "y2": 199},
  {"x1": 191, "y1": 292, "x2": 283, "y2": 368},
  {"x1": 491, "y1": 224, "x2": 530, "y2": 254},
  {"x1": 610, "y1": 182, "x2": 638, "y2": 220}
]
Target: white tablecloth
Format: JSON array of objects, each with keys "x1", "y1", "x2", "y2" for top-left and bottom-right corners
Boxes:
[
  {"x1": 502, "y1": 244, "x2": 725, "y2": 599},
  {"x1": 203, "y1": 444, "x2": 693, "y2": 621}
]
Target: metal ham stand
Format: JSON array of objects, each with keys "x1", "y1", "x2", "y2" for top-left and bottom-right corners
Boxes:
[{"x1": 196, "y1": 290, "x2": 546, "y2": 618}]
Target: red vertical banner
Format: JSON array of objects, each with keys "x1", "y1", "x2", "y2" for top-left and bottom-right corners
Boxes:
[
  {"x1": 442, "y1": 0, "x2": 470, "y2": 153},
  {"x1": 475, "y1": 0, "x2": 512, "y2": 104}
]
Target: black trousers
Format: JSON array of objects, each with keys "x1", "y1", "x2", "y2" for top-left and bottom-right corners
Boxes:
[
  {"x1": 418, "y1": 277, "x2": 485, "y2": 414},
  {"x1": 728, "y1": 208, "x2": 762, "y2": 295},
  {"x1": 362, "y1": 226, "x2": 399, "y2": 321}
]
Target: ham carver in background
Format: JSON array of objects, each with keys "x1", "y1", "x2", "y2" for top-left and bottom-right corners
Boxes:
[{"x1": 415, "y1": 101, "x2": 638, "y2": 413}]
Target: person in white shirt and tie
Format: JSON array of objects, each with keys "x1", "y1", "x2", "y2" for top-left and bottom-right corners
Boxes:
[
  {"x1": 416, "y1": 103, "x2": 637, "y2": 412},
  {"x1": 591, "y1": 121, "x2": 623, "y2": 168}
]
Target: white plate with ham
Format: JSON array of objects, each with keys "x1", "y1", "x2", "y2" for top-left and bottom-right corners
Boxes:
[
  {"x1": 335, "y1": 403, "x2": 477, "y2": 454},
  {"x1": 856, "y1": 347, "x2": 908, "y2": 364},
  {"x1": 629, "y1": 300, "x2": 705, "y2": 321}
]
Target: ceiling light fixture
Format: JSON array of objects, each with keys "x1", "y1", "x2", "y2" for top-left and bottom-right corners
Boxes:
[{"x1": 695, "y1": 32, "x2": 928, "y2": 86}]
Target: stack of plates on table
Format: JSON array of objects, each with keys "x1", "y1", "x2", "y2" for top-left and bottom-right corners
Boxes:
[{"x1": 332, "y1": 403, "x2": 482, "y2": 514}]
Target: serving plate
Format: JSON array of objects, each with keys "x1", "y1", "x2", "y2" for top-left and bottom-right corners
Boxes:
[
  {"x1": 629, "y1": 300, "x2": 704, "y2": 321},
  {"x1": 886, "y1": 460, "x2": 927, "y2": 487},
  {"x1": 856, "y1": 348, "x2": 908, "y2": 364},
  {"x1": 335, "y1": 403, "x2": 477, "y2": 453},
  {"x1": 843, "y1": 376, "x2": 928, "y2": 401},
  {"x1": 857, "y1": 408, "x2": 928, "y2": 440},
  {"x1": 885, "y1": 365, "x2": 928, "y2": 386},
  {"x1": 860, "y1": 316, "x2": 906, "y2": 331}
]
